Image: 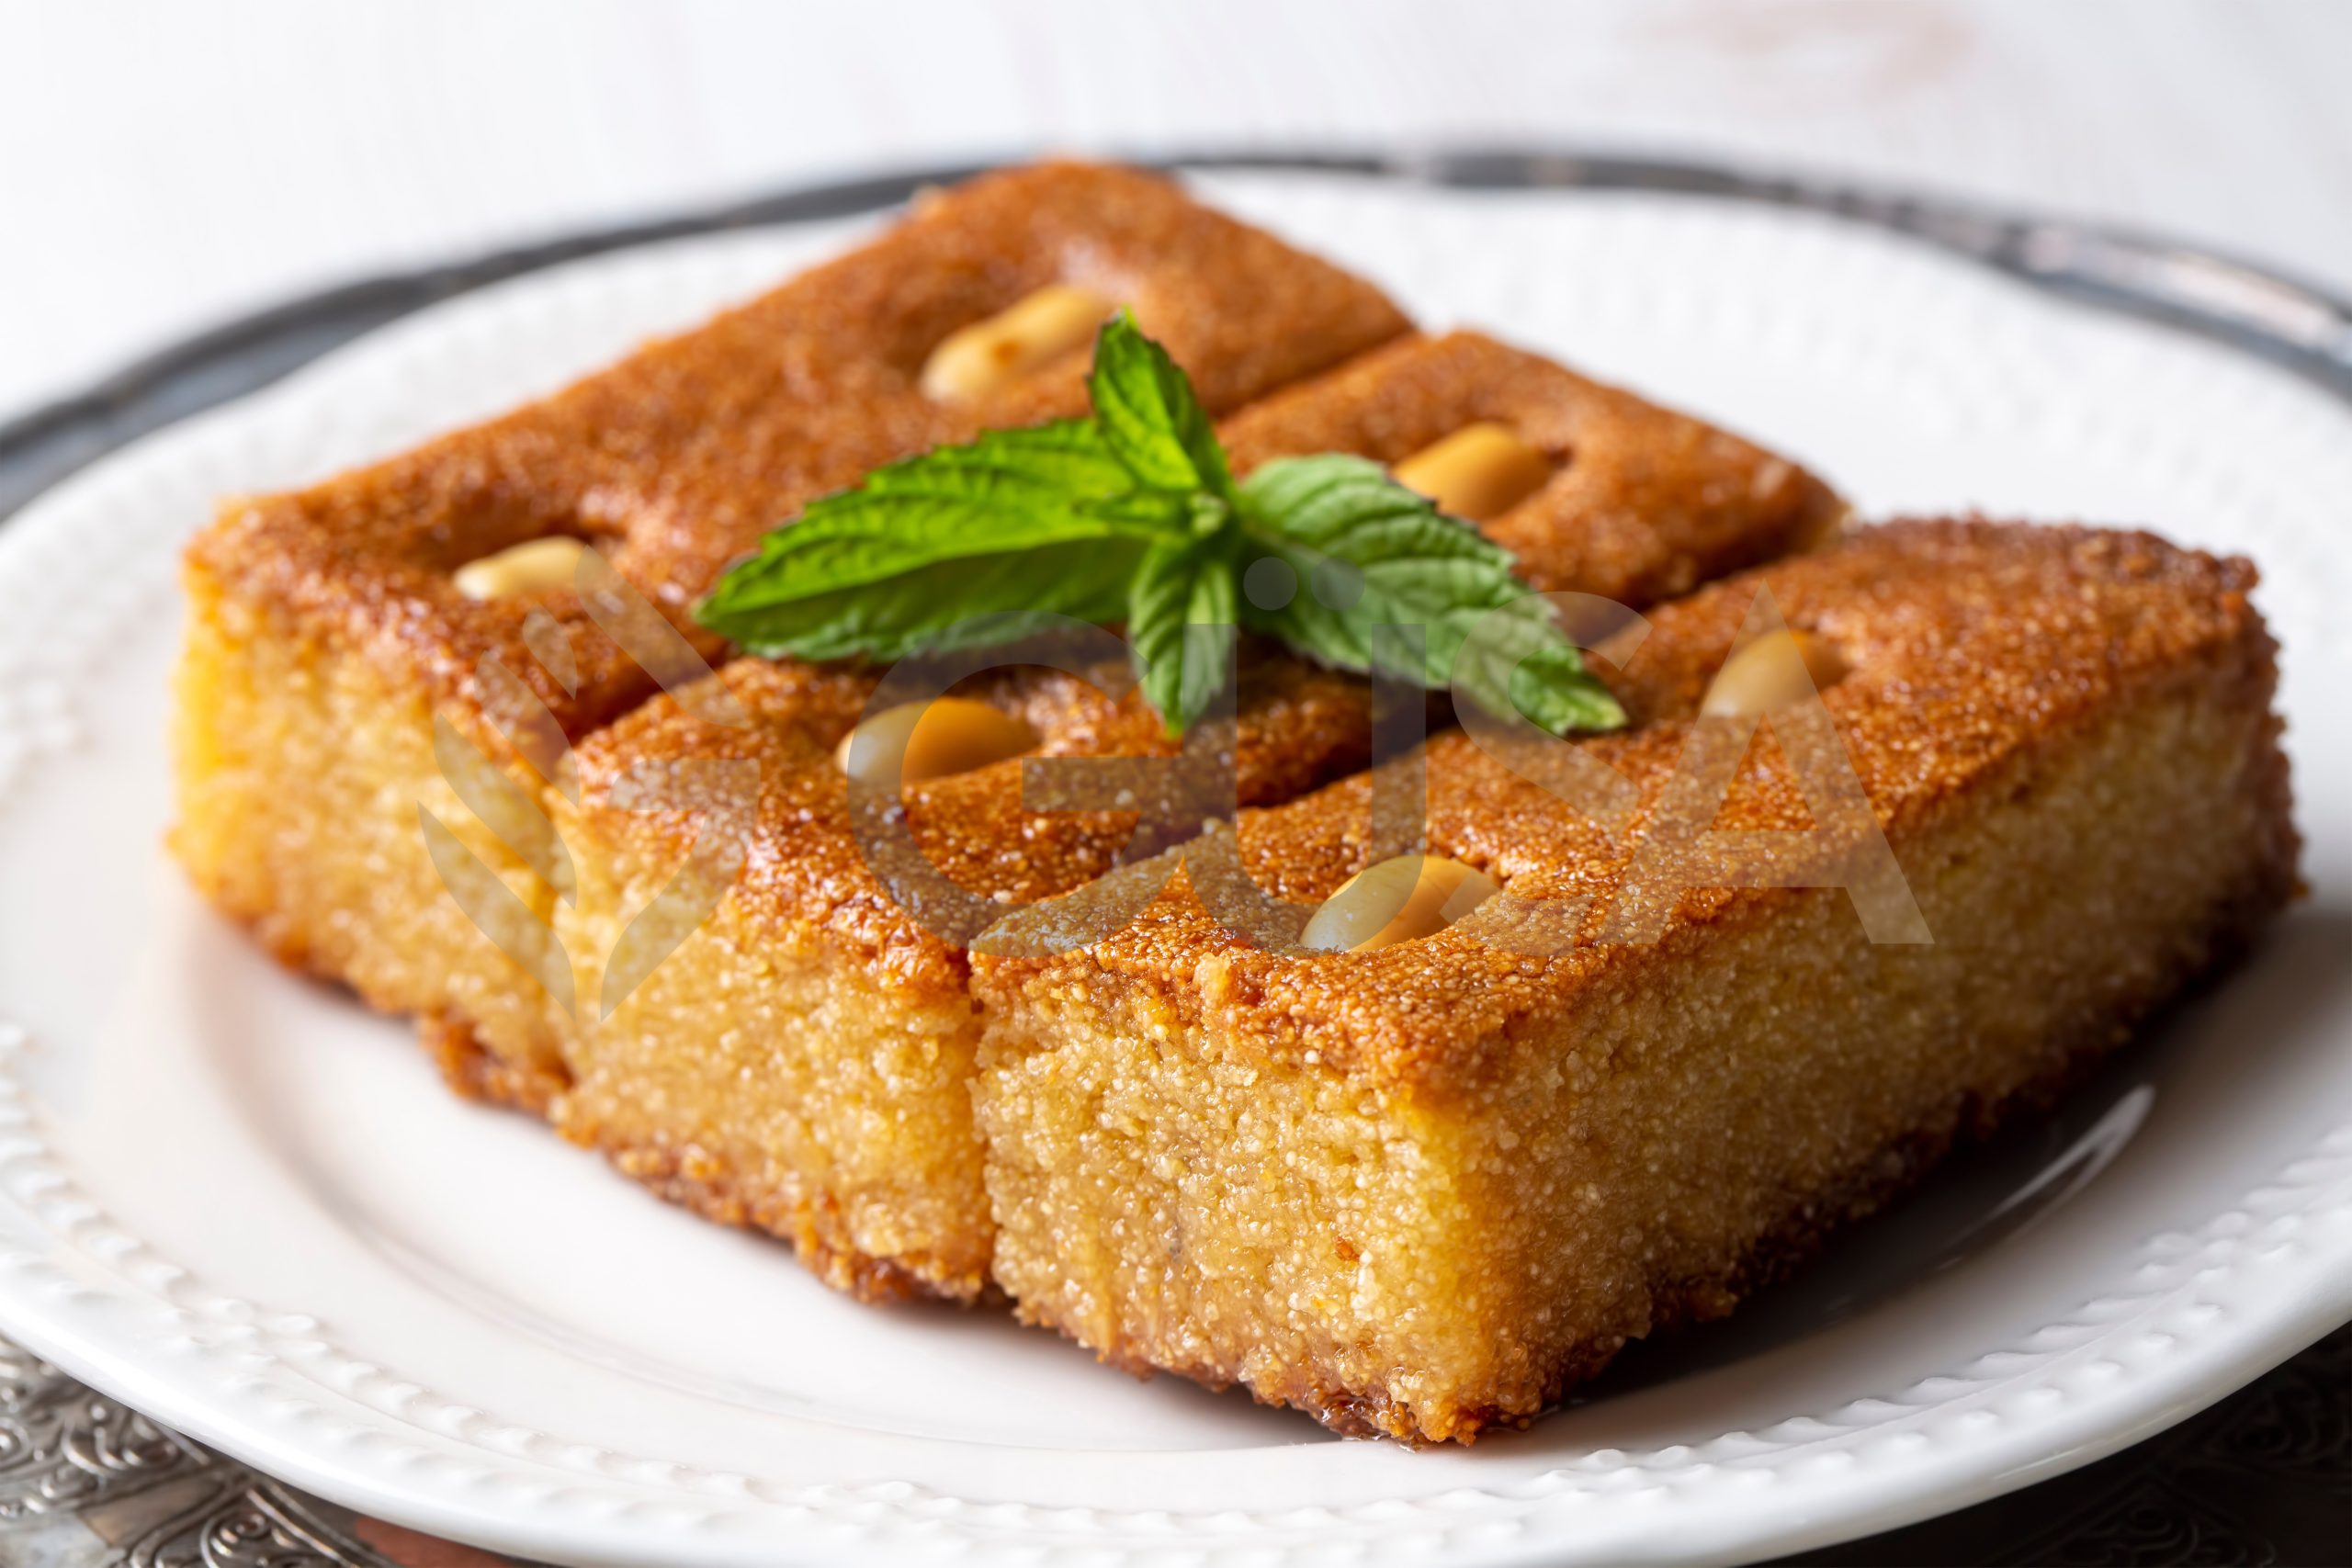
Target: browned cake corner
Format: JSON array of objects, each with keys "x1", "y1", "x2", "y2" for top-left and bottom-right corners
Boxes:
[
  {"x1": 171, "y1": 160, "x2": 1411, "y2": 1109},
  {"x1": 970, "y1": 520, "x2": 2299, "y2": 1440},
  {"x1": 546, "y1": 338, "x2": 1846, "y2": 1302}
]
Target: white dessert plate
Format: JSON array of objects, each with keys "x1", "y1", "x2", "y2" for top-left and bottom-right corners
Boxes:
[{"x1": 0, "y1": 172, "x2": 2346, "y2": 1568}]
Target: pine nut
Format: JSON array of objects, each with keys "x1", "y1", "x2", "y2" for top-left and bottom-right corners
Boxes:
[
  {"x1": 1303, "y1": 853, "x2": 1502, "y2": 953},
  {"x1": 920, "y1": 284, "x2": 1116, "y2": 402},
  {"x1": 837, "y1": 698, "x2": 1039, "y2": 785},
  {"x1": 1391, "y1": 422, "x2": 1554, "y2": 522},
  {"x1": 1701, "y1": 629, "x2": 1850, "y2": 719},
  {"x1": 452, "y1": 536, "x2": 590, "y2": 601}
]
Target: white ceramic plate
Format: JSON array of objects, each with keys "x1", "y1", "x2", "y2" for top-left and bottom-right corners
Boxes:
[{"x1": 0, "y1": 173, "x2": 2346, "y2": 1568}]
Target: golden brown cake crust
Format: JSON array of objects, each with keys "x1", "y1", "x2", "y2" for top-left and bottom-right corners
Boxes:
[
  {"x1": 1221, "y1": 330, "x2": 1847, "y2": 603},
  {"x1": 184, "y1": 161, "x2": 1411, "y2": 740},
  {"x1": 982, "y1": 519, "x2": 2299, "y2": 1089},
  {"x1": 562, "y1": 657, "x2": 1157, "y2": 997},
  {"x1": 570, "y1": 355, "x2": 1856, "y2": 1021}
]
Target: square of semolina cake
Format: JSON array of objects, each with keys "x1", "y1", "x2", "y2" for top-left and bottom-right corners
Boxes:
[
  {"x1": 551, "y1": 654, "x2": 1163, "y2": 1300},
  {"x1": 543, "y1": 334, "x2": 1845, "y2": 1301},
  {"x1": 970, "y1": 520, "x2": 2300, "y2": 1441},
  {"x1": 171, "y1": 159, "x2": 1410, "y2": 1111}
]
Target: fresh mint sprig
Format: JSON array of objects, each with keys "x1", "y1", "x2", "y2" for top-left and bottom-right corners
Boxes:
[{"x1": 696, "y1": 314, "x2": 1625, "y2": 738}]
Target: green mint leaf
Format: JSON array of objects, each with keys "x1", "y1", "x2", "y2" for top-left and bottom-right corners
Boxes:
[
  {"x1": 1236, "y1": 454, "x2": 1624, "y2": 736},
  {"x1": 697, "y1": 419, "x2": 1184, "y2": 652},
  {"x1": 698, "y1": 316, "x2": 1621, "y2": 741},
  {"x1": 1510, "y1": 641, "x2": 1628, "y2": 735},
  {"x1": 856, "y1": 415, "x2": 1134, "y2": 501},
  {"x1": 1088, "y1": 312, "x2": 1235, "y2": 502},
  {"x1": 1126, "y1": 531, "x2": 1239, "y2": 738},
  {"x1": 1455, "y1": 594, "x2": 1631, "y2": 737},
  {"x1": 716, "y1": 536, "x2": 1143, "y2": 663}
]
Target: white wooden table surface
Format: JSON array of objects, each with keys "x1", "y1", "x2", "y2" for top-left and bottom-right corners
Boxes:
[{"x1": 3, "y1": 0, "x2": 2348, "y2": 427}]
